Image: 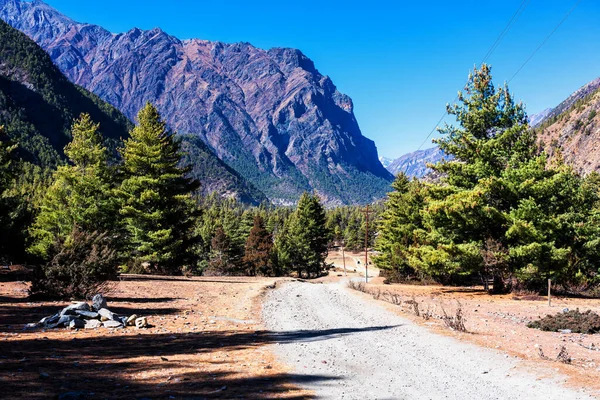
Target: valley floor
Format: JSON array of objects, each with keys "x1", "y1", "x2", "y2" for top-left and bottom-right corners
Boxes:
[{"x1": 2, "y1": 266, "x2": 600, "y2": 399}]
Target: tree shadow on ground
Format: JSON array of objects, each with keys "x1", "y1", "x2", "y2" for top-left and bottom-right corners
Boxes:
[
  {"x1": 107, "y1": 296, "x2": 183, "y2": 303},
  {"x1": 0, "y1": 325, "x2": 398, "y2": 399},
  {"x1": 119, "y1": 275, "x2": 263, "y2": 284}
]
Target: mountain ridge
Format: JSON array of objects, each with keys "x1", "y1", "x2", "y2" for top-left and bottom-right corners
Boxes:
[
  {"x1": 0, "y1": 15, "x2": 267, "y2": 204},
  {"x1": 0, "y1": 0, "x2": 393, "y2": 205}
]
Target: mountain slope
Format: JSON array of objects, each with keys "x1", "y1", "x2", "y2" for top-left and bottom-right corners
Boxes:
[
  {"x1": 385, "y1": 147, "x2": 446, "y2": 178},
  {"x1": 180, "y1": 135, "x2": 267, "y2": 205},
  {"x1": 534, "y1": 77, "x2": 600, "y2": 175},
  {"x1": 0, "y1": 18, "x2": 130, "y2": 166},
  {"x1": 0, "y1": 18, "x2": 267, "y2": 204},
  {"x1": 0, "y1": 0, "x2": 393, "y2": 205}
]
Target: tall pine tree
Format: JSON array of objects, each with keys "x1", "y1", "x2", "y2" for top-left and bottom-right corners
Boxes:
[
  {"x1": 402, "y1": 64, "x2": 600, "y2": 291},
  {"x1": 119, "y1": 103, "x2": 199, "y2": 274},
  {"x1": 276, "y1": 192, "x2": 330, "y2": 278},
  {"x1": 374, "y1": 173, "x2": 426, "y2": 281},
  {"x1": 243, "y1": 215, "x2": 274, "y2": 276},
  {"x1": 29, "y1": 114, "x2": 118, "y2": 259},
  {"x1": 0, "y1": 126, "x2": 19, "y2": 263}
]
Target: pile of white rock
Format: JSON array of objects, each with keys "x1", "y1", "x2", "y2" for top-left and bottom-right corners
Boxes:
[{"x1": 26, "y1": 294, "x2": 148, "y2": 330}]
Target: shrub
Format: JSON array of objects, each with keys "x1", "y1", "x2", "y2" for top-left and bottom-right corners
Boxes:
[
  {"x1": 347, "y1": 280, "x2": 366, "y2": 292},
  {"x1": 29, "y1": 226, "x2": 119, "y2": 300},
  {"x1": 527, "y1": 309, "x2": 600, "y2": 334},
  {"x1": 441, "y1": 301, "x2": 467, "y2": 332}
]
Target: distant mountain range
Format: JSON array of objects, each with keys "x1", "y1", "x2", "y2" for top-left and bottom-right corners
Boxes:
[
  {"x1": 384, "y1": 147, "x2": 446, "y2": 178},
  {"x1": 379, "y1": 156, "x2": 394, "y2": 169},
  {"x1": 529, "y1": 108, "x2": 553, "y2": 128},
  {"x1": 0, "y1": 0, "x2": 393, "y2": 205}
]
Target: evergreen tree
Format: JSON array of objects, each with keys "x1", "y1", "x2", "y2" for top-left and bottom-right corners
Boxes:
[
  {"x1": 277, "y1": 192, "x2": 330, "y2": 278},
  {"x1": 403, "y1": 64, "x2": 600, "y2": 291},
  {"x1": 29, "y1": 114, "x2": 118, "y2": 259},
  {"x1": 243, "y1": 215, "x2": 274, "y2": 276},
  {"x1": 0, "y1": 126, "x2": 19, "y2": 263},
  {"x1": 119, "y1": 103, "x2": 199, "y2": 274},
  {"x1": 374, "y1": 173, "x2": 426, "y2": 281},
  {"x1": 208, "y1": 226, "x2": 237, "y2": 274}
]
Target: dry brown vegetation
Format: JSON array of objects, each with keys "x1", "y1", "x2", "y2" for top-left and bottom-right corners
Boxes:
[
  {"x1": 349, "y1": 276, "x2": 600, "y2": 394},
  {"x1": 0, "y1": 275, "x2": 313, "y2": 399}
]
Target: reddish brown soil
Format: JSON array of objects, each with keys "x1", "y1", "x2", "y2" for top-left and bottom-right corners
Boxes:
[{"x1": 0, "y1": 276, "x2": 311, "y2": 399}]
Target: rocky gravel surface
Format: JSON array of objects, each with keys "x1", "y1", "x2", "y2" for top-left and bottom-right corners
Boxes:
[{"x1": 263, "y1": 280, "x2": 596, "y2": 399}]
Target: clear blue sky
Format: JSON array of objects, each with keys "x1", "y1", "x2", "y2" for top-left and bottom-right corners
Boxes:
[{"x1": 44, "y1": 0, "x2": 600, "y2": 159}]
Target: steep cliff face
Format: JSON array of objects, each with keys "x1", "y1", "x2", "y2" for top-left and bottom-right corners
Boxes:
[
  {"x1": 1, "y1": 0, "x2": 393, "y2": 205},
  {"x1": 534, "y1": 78, "x2": 600, "y2": 175}
]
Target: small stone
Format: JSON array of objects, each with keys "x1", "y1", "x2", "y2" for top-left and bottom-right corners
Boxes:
[
  {"x1": 48, "y1": 314, "x2": 76, "y2": 328},
  {"x1": 563, "y1": 308, "x2": 570, "y2": 313},
  {"x1": 39, "y1": 315, "x2": 59, "y2": 326},
  {"x1": 92, "y1": 294, "x2": 107, "y2": 311},
  {"x1": 98, "y1": 308, "x2": 117, "y2": 321},
  {"x1": 102, "y1": 320, "x2": 123, "y2": 329},
  {"x1": 559, "y1": 329, "x2": 572, "y2": 334},
  {"x1": 135, "y1": 317, "x2": 148, "y2": 329},
  {"x1": 126, "y1": 314, "x2": 138, "y2": 326},
  {"x1": 75, "y1": 310, "x2": 99, "y2": 319},
  {"x1": 60, "y1": 302, "x2": 90, "y2": 316},
  {"x1": 69, "y1": 319, "x2": 85, "y2": 329},
  {"x1": 84, "y1": 319, "x2": 102, "y2": 329}
]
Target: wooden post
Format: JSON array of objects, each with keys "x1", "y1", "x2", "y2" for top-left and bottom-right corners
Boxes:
[
  {"x1": 548, "y1": 278, "x2": 552, "y2": 307},
  {"x1": 364, "y1": 205, "x2": 369, "y2": 283},
  {"x1": 342, "y1": 240, "x2": 347, "y2": 276}
]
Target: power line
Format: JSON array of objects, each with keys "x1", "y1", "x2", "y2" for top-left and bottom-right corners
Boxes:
[
  {"x1": 480, "y1": 0, "x2": 530, "y2": 65},
  {"x1": 410, "y1": 0, "x2": 581, "y2": 161},
  {"x1": 508, "y1": 0, "x2": 582, "y2": 84},
  {"x1": 410, "y1": 1, "x2": 530, "y2": 158}
]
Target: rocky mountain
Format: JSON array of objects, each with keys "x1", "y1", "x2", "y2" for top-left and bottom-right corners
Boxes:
[
  {"x1": 0, "y1": 17, "x2": 266, "y2": 204},
  {"x1": 534, "y1": 77, "x2": 600, "y2": 175},
  {"x1": 385, "y1": 147, "x2": 446, "y2": 178},
  {"x1": 0, "y1": 0, "x2": 393, "y2": 205},
  {"x1": 379, "y1": 156, "x2": 393, "y2": 169}
]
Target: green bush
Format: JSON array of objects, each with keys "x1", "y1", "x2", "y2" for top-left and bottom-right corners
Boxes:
[{"x1": 527, "y1": 309, "x2": 600, "y2": 334}]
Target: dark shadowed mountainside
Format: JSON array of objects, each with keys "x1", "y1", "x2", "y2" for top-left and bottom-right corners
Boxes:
[{"x1": 0, "y1": 18, "x2": 130, "y2": 167}]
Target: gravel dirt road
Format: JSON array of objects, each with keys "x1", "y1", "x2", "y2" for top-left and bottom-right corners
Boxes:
[{"x1": 263, "y1": 280, "x2": 596, "y2": 400}]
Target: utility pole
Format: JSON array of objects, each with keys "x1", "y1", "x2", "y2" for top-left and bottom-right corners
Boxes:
[{"x1": 363, "y1": 205, "x2": 370, "y2": 283}]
